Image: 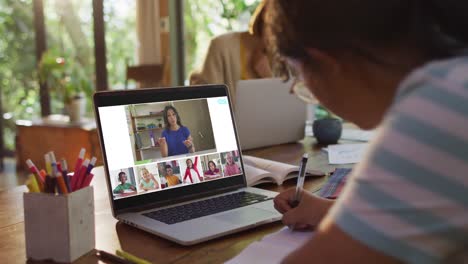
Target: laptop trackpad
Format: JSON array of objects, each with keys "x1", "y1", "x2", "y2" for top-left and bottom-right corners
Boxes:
[{"x1": 214, "y1": 207, "x2": 275, "y2": 224}]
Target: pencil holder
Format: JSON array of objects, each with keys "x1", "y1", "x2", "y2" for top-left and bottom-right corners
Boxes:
[{"x1": 23, "y1": 186, "x2": 95, "y2": 263}]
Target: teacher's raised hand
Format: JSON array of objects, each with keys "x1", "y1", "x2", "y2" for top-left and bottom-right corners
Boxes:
[
  {"x1": 158, "y1": 137, "x2": 167, "y2": 146},
  {"x1": 183, "y1": 136, "x2": 195, "y2": 153}
]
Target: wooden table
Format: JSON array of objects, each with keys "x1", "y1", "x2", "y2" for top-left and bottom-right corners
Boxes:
[{"x1": 1, "y1": 138, "x2": 328, "y2": 264}]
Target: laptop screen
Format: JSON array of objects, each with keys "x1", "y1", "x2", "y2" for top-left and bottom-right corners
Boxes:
[{"x1": 94, "y1": 86, "x2": 245, "y2": 211}]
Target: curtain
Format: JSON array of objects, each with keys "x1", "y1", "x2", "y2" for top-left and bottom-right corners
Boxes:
[{"x1": 136, "y1": 0, "x2": 162, "y2": 64}]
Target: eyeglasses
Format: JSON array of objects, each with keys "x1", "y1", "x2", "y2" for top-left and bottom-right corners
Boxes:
[
  {"x1": 290, "y1": 79, "x2": 318, "y2": 104},
  {"x1": 279, "y1": 59, "x2": 318, "y2": 104}
]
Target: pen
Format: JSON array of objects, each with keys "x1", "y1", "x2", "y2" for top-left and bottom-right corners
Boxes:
[
  {"x1": 81, "y1": 173, "x2": 94, "y2": 188},
  {"x1": 25, "y1": 159, "x2": 44, "y2": 192},
  {"x1": 56, "y1": 172, "x2": 69, "y2": 194},
  {"x1": 70, "y1": 148, "x2": 86, "y2": 189},
  {"x1": 49, "y1": 152, "x2": 61, "y2": 194},
  {"x1": 116, "y1": 249, "x2": 152, "y2": 264},
  {"x1": 26, "y1": 174, "x2": 40, "y2": 193},
  {"x1": 57, "y1": 161, "x2": 70, "y2": 193},
  {"x1": 44, "y1": 153, "x2": 52, "y2": 176},
  {"x1": 49, "y1": 151, "x2": 58, "y2": 176},
  {"x1": 78, "y1": 157, "x2": 96, "y2": 189},
  {"x1": 72, "y1": 158, "x2": 89, "y2": 191},
  {"x1": 96, "y1": 250, "x2": 134, "y2": 264},
  {"x1": 61, "y1": 158, "x2": 71, "y2": 192},
  {"x1": 292, "y1": 153, "x2": 309, "y2": 206},
  {"x1": 289, "y1": 153, "x2": 309, "y2": 230},
  {"x1": 39, "y1": 169, "x2": 47, "y2": 183},
  {"x1": 41, "y1": 169, "x2": 54, "y2": 194},
  {"x1": 57, "y1": 161, "x2": 63, "y2": 175},
  {"x1": 73, "y1": 148, "x2": 86, "y2": 177}
]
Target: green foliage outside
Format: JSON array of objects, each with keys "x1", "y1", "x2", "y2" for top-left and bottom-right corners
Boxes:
[
  {"x1": 0, "y1": 0, "x2": 135, "y2": 152},
  {"x1": 0, "y1": 0, "x2": 257, "y2": 153},
  {"x1": 0, "y1": 0, "x2": 39, "y2": 153},
  {"x1": 43, "y1": 0, "x2": 136, "y2": 104},
  {"x1": 38, "y1": 49, "x2": 93, "y2": 105},
  {"x1": 103, "y1": 1, "x2": 136, "y2": 88}
]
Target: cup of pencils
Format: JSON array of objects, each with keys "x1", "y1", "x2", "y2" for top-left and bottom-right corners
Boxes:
[{"x1": 23, "y1": 148, "x2": 97, "y2": 263}]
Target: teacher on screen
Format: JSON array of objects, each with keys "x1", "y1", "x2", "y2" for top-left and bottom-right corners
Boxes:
[{"x1": 158, "y1": 105, "x2": 195, "y2": 157}]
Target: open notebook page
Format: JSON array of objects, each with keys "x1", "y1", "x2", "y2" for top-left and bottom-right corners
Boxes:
[{"x1": 226, "y1": 227, "x2": 314, "y2": 264}]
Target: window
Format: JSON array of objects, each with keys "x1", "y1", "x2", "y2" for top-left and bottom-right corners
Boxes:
[
  {"x1": 0, "y1": 0, "x2": 38, "y2": 152},
  {"x1": 184, "y1": 0, "x2": 260, "y2": 79}
]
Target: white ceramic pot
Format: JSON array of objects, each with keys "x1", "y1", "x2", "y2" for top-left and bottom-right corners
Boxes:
[{"x1": 67, "y1": 94, "x2": 86, "y2": 123}]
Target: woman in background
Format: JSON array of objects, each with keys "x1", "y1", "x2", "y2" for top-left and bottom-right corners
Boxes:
[
  {"x1": 158, "y1": 105, "x2": 195, "y2": 157},
  {"x1": 189, "y1": 0, "x2": 272, "y2": 104}
]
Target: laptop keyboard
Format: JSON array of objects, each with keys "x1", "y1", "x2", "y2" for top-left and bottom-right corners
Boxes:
[{"x1": 143, "y1": 192, "x2": 272, "y2": 225}]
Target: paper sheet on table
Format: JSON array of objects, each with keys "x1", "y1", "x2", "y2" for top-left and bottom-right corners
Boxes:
[
  {"x1": 327, "y1": 143, "x2": 368, "y2": 164},
  {"x1": 226, "y1": 227, "x2": 313, "y2": 264},
  {"x1": 341, "y1": 128, "x2": 375, "y2": 142}
]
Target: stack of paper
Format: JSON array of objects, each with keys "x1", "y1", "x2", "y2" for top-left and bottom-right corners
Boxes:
[
  {"x1": 226, "y1": 227, "x2": 314, "y2": 264},
  {"x1": 306, "y1": 126, "x2": 375, "y2": 142},
  {"x1": 340, "y1": 128, "x2": 375, "y2": 142},
  {"x1": 326, "y1": 143, "x2": 368, "y2": 165}
]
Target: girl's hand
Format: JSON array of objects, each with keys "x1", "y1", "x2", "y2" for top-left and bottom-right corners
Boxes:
[{"x1": 274, "y1": 188, "x2": 334, "y2": 229}]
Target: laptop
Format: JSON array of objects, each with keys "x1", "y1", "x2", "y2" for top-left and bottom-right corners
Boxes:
[
  {"x1": 93, "y1": 85, "x2": 281, "y2": 245},
  {"x1": 235, "y1": 78, "x2": 307, "y2": 150}
]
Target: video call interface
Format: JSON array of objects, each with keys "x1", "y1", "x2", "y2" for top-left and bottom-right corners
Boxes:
[{"x1": 98, "y1": 96, "x2": 243, "y2": 200}]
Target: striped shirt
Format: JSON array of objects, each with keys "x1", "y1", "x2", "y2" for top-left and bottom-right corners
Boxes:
[{"x1": 329, "y1": 57, "x2": 468, "y2": 264}]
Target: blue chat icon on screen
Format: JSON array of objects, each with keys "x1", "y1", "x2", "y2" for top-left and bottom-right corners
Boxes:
[{"x1": 217, "y1": 98, "x2": 228, "y2": 104}]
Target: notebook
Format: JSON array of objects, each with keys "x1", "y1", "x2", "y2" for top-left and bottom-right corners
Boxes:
[
  {"x1": 93, "y1": 85, "x2": 281, "y2": 245},
  {"x1": 243, "y1": 155, "x2": 324, "y2": 186},
  {"x1": 226, "y1": 227, "x2": 313, "y2": 264},
  {"x1": 235, "y1": 78, "x2": 307, "y2": 150}
]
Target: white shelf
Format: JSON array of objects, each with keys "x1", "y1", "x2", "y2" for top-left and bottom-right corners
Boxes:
[
  {"x1": 132, "y1": 113, "x2": 164, "y2": 118},
  {"x1": 136, "y1": 127, "x2": 163, "y2": 133},
  {"x1": 137, "y1": 145, "x2": 160, "y2": 151}
]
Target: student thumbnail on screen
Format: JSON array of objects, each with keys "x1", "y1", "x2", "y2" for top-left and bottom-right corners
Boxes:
[
  {"x1": 135, "y1": 164, "x2": 161, "y2": 192},
  {"x1": 221, "y1": 150, "x2": 242, "y2": 177},
  {"x1": 158, "y1": 160, "x2": 183, "y2": 189},
  {"x1": 201, "y1": 153, "x2": 224, "y2": 181},
  {"x1": 110, "y1": 167, "x2": 138, "y2": 199},
  {"x1": 179, "y1": 156, "x2": 204, "y2": 184}
]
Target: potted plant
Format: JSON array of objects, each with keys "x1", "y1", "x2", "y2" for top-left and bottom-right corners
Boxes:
[
  {"x1": 312, "y1": 105, "x2": 343, "y2": 145},
  {"x1": 38, "y1": 49, "x2": 92, "y2": 123}
]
